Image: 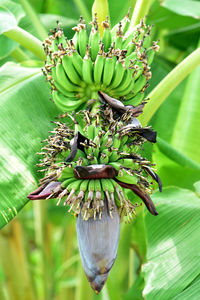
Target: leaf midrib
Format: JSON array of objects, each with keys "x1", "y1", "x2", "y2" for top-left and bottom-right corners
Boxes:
[{"x1": 0, "y1": 69, "x2": 41, "y2": 95}]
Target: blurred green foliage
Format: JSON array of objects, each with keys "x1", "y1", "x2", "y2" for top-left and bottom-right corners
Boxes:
[{"x1": 0, "y1": 0, "x2": 200, "y2": 299}]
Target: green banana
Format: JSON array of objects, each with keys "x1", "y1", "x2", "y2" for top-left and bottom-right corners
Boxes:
[
  {"x1": 124, "y1": 92, "x2": 144, "y2": 106},
  {"x1": 55, "y1": 62, "x2": 82, "y2": 92},
  {"x1": 100, "y1": 178, "x2": 115, "y2": 215},
  {"x1": 66, "y1": 179, "x2": 83, "y2": 193},
  {"x1": 88, "y1": 21, "x2": 101, "y2": 61},
  {"x1": 126, "y1": 41, "x2": 136, "y2": 56},
  {"x1": 117, "y1": 159, "x2": 134, "y2": 169},
  {"x1": 113, "y1": 23, "x2": 123, "y2": 49},
  {"x1": 142, "y1": 28, "x2": 152, "y2": 49},
  {"x1": 61, "y1": 177, "x2": 76, "y2": 188},
  {"x1": 116, "y1": 168, "x2": 138, "y2": 184},
  {"x1": 100, "y1": 131, "x2": 112, "y2": 150},
  {"x1": 101, "y1": 148, "x2": 112, "y2": 160},
  {"x1": 119, "y1": 135, "x2": 129, "y2": 148},
  {"x1": 72, "y1": 27, "x2": 80, "y2": 52},
  {"x1": 102, "y1": 19, "x2": 112, "y2": 52},
  {"x1": 113, "y1": 76, "x2": 135, "y2": 97},
  {"x1": 109, "y1": 150, "x2": 119, "y2": 162},
  {"x1": 112, "y1": 133, "x2": 121, "y2": 149},
  {"x1": 94, "y1": 179, "x2": 101, "y2": 193},
  {"x1": 133, "y1": 61, "x2": 144, "y2": 80},
  {"x1": 78, "y1": 23, "x2": 88, "y2": 57},
  {"x1": 88, "y1": 179, "x2": 95, "y2": 193},
  {"x1": 62, "y1": 53, "x2": 82, "y2": 86},
  {"x1": 109, "y1": 58, "x2": 125, "y2": 89},
  {"x1": 111, "y1": 68, "x2": 133, "y2": 94},
  {"x1": 52, "y1": 91, "x2": 86, "y2": 112},
  {"x1": 93, "y1": 43, "x2": 105, "y2": 85},
  {"x1": 58, "y1": 166, "x2": 74, "y2": 181},
  {"x1": 102, "y1": 48, "x2": 116, "y2": 87},
  {"x1": 79, "y1": 179, "x2": 90, "y2": 194},
  {"x1": 109, "y1": 162, "x2": 121, "y2": 171},
  {"x1": 100, "y1": 178, "x2": 112, "y2": 193},
  {"x1": 86, "y1": 124, "x2": 95, "y2": 139},
  {"x1": 125, "y1": 51, "x2": 138, "y2": 67},
  {"x1": 146, "y1": 44, "x2": 159, "y2": 65},
  {"x1": 132, "y1": 75, "x2": 147, "y2": 95},
  {"x1": 92, "y1": 135, "x2": 100, "y2": 158},
  {"x1": 82, "y1": 46, "x2": 94, "y2": 85},
  {"x1": 89, "y1": 156, "x2": 98, "y2": 165},
  {"x1": 99, "y1": 153, "x2": 109, "y2": 164},
  {"x1": 68, "y1": 40, "x2": 84, "y2": 77},
  {"x1": 53, "y1": 81, "x2": 83, "y2": 98}
]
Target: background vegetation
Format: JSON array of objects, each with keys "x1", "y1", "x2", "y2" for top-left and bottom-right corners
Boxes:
[{"x1": 0, "y1": 0, "x2": 200, "y2": 299}]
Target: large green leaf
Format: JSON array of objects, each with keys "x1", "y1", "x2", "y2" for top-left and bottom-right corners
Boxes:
[
  {"x1": 152, "y1": 144, "x2": 200, "y2": 190},
  {"x1": 0, "y1": 35, "x2": 17, "y2": 59},
  {"x1": 173, "y1": 274, "x2": 200, "y2": 300},
  {"x1": 162, "y1": 0, "x2": 200, "y2": 19},
  {"x1": 143, "y1": 187, "x2": 200, "y2": 299},
  {"x1": 0, "y1": 0, "x2": 25, "y2": 34},
  {"x1": 0, "y1": 62, "x2": 59, "y2": 229},
  {"x1": 171, "y1": 63, "x2": 200, "y2": 163},
  {"x1": 0, "y1": 0, "x2": 25, "y2": 60}
]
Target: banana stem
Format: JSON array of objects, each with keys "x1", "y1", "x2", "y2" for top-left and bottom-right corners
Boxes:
[
  {"x1": 128, "y1": 248, "x2": 134, "y2": 288},
  {"x1": 91, "y1": 91, "x2": 101, "y2": 114},
  {"x1": 33, "y1": 201, "x2": 48, "y2": 299},
  {"x1": 4, "y1": 27, "x2": 46, "y2": 61},
  {"x1": 139, "y1": 47, "x2": 200, "y2": 125},
  {"x1": 19, "y1": 0, "x2": 48, "y2": 40},
  {"x1": 125, "y1": 0, "x2": 152, "y2": 37},
  {"x1": 74, "y1": 0, "x2": 91, "y2": 23}
]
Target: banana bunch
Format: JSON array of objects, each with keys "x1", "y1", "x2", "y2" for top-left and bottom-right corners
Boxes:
[
  {"x1": 43, "y1": 15, "x2": 159, "y2": 112},
  {"x1": 29, "y1": 11, "x2": 162, "y2": 295},
  {"x1": 29, "y1": 110, "x2": 161, "y2": 221}
]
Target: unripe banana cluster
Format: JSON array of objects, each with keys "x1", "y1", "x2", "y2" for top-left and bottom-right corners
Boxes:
[
  {"x1": 42, "y1": 14, "x2": 159, "y2": 113},
  {"x1": 31, "y1": 109, "x2": 161, "y2": 222}
]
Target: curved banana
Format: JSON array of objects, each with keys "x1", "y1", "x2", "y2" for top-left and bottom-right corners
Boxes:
[
  {"x1": 55, "y1": 63, "x2": 82, "y2": 92},
  {"x1": 102, "y1": 19, "x2": 112, "y2": 52},
  {"x1": 53, "y1": 81, "x2": 83, "y2": 98},
  {"x1": 111, "y1": 68, "x2": 133, "y2": 94},
  {"x1": 93, "y1": 43, "x2": 105, "y2": 86},
  {"x1": 52, "y1": 90, "x2": 87, "y2": 112},
  {"x1": 89, "y1": 17, "x2": 101, "y2": 61},
  {"x1": 124, "y1": 92, "x2": 144, "y2": 106},
  {"x1": 102, "y1": 47, "x2": 116, "y2": 87},
  {"x1": 109, "y1": 58, "x2": 125, "y2": 90},
  {"x1": 132, "y1": 75, "x2": 147, "y2": 95},
  {"x1": 78, "y1": 22, "x2": 88, "y2": 57},
  {"x1": 82, "y1": 46, "x2": 94, "y2": 85},
  {"x1": 62, "y1": 53, "x2": 82, "y2": 86},
  {"x1": 115, "y1": 168, "x2": 138, "y2": 184}
]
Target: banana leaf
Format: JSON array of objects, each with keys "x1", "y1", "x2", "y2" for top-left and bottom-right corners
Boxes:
[
  {"x1": 143, "y1": 186, "x2": 200, "y2": 299},
  {"x1": 0, "y1": 62, "x2": 59, "y2": 228}
]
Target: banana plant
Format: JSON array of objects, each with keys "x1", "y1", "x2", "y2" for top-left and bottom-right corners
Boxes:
[{"x1": 0, "y1": 0, "x2": 200, "y2": 299}]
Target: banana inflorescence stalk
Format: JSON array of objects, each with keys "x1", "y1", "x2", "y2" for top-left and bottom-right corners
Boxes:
[{"x1": 28, "y1": 12, "x2": 161, "y2": 294}]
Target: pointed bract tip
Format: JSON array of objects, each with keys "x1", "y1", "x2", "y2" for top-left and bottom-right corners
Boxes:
[{"x1": 88, "y1": 273, "x2": 109, "y2": 294}]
